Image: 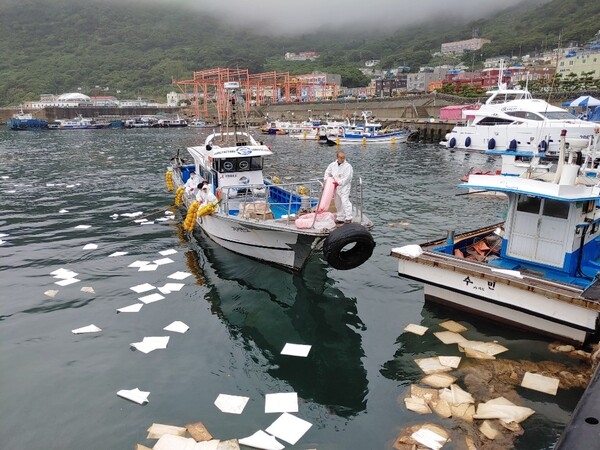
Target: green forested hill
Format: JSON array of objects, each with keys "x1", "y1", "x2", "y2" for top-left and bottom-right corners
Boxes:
[{"x1": 0, "y1": 0, "x2": 599, "y2": 106}]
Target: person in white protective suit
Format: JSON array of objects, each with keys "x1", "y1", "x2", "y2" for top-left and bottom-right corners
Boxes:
[
  {"x1": 195, "y1": 184, "x2": 217, "y2": 206},
  {"x1": 324, "y1": 150, "x2": 353, "y2": 223},
  {"x1": 184, "y1": 171, "x2": 200, "y2": 196}
]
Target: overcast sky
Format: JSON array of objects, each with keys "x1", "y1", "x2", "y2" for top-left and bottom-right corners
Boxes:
[{"x1": 167, "y1": 0, "x2": 534, "y2": 35}]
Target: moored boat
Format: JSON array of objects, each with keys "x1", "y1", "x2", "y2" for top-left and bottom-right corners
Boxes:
[
  {"x1": 392, "y1": 130, "x2": 600, "y2": 344},
  {"x1": 7, "y1": 108, "x2": 48, "y2": 131},
  {"x1": 444, "y1": 84, "x2": 599, "y2": 153},
  {"x1": 335, "y1": 111, "x2": 410, "y2": 144},
  {"x1": 48, "y1": 116, "x2": 110, "y2": 130},
  {"x1": 166, "y1": 82, "x2": 375, "y2": 272}
]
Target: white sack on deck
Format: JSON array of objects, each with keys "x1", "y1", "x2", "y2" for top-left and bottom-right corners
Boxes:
[{"x1": 392, "y1": 245, "x2": 423, "y2": 258}]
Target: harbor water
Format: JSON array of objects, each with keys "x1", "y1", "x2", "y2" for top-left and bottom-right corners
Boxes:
[{"x1": 0, "y1": 128, "x2": 590, "y2": 449}]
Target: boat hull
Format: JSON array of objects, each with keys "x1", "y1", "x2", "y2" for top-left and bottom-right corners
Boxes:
[{"x1": 393, "y1": 251, "x2": 600, "y2": 343}]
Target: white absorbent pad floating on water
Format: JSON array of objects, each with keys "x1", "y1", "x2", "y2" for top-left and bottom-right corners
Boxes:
[{"x1": 392, "y1": 244, "x2": 423, "y2": 258}]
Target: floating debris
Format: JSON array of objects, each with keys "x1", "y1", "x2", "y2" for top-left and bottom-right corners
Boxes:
[
  {"x1": 117, "y1": 388, "x2": 149, "y2": 405},
  {"x1": 414, "y1": 356, "x2": 455, "y2": 374},
  {"x1": 265, "y1": 412, "x2": 312, "y2": 445},
  {"x1": 130, "y1": 283, "x2": 156, "y2": 294},
  {"x1": 168, "y1": 271, "x2": 192, "y2": 280},
  {"x1": 51, "y1": 268, "x2": 78, "y2": 279},
  {"x1": 439, "y1": 384, "x2": 474, "y2": 406},
  {"x1": 404, "y1": 323, "x2": 428, "y2": 336},
  {"x1": 393, "y1": 423, "x2": 450, "y2": 450},
  {"x1": 439, "y1": 320, "x2": 468, "y2": 333},
  {"x1": 131, "y1": 336, "x2": 170, "y2": 354},
  {"x1": 82, "y1": 243, "x2": 98, "y2": 250},
  {"x1": 473, "y1": 396, "x2": 535, "y2": 423},
  {"x1": 128, "y1": 260, "x2": 150, "y2": 268},
  {"x1": 265, "y1": 392, "x2": 299, "y2": 413},
  {"x1": 153, "y1": 257, "x2": 174, "y2": 266},
  {"x1": 281, "y1": 343, "x2": 311, "y2": 357},
  {"x1": 214, "y1": 394, "x2": 249, "y2": 414},
  {"x1": 521, "y1": 372, "x2": 560, "y2": 395},
  {"x1": 458, "y1": 340, "x2": 509, "y2": 359},
  {"x1": 164, "y1": 321, "x2": 189, "y2": 334},
  {"x1": 108, "y1": 251, "x2": 128, "y2": 257},
  {"x1": 117, "y1": 303, "x2": 144, "y2": 313},
  {"x1": 59, "y1": 209, "x2": 69, "y2": 213},
  {"x1": 55, "y1": 278, "x2": 80, "y2": 286},
  {"x1": 158, "y1": 282, "x2": 185, "y2": 294},
  {"x1": 73, "y1": 225, "x2": 92, "y2": 229},
  {"x1": 44, "y1": 290, "x2": 59, "y2": 298},
  {"x1": 72, "y1": 324, "x2": 102, "y2": 334},
  {"x1": 421, "y1": 373, "x2": 457, "y2": 389},
  {"x1": 138, "y1": 293, "x2": 165, "y2": 304},
  {"x1": 159, "y1": 248, "x2": 178, "y2": 256},
  {"x1": 185, "y1": 421, "x2": 213, "y2": 442},
  {"x1": 434, "y1": 330, "x2": 468, "y2": 344},
  {"x1": 239, "y1": 430, "x2": 283, "y2": 450},
  {"x1": 80, "y1": 286, "x2": 95, "y2": 294},
  {"x1": 146, "y1": 423, "x2": 186, "y2": 439},
  {"x1": 138, "y1": 264, "x2": 158, "y2": 272}
]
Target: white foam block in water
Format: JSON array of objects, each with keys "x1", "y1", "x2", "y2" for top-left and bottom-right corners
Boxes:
[
  {"x1": 239, "y1": 430, "x2": 284, "y2": 450},
  {"x1": 131, "y1": 336, "x2": 170, "y2": 354},
  {"x1": 44, "y1": 290, "x2": 59, "y2": 298},
  {"x1": 82, "y1": 243, "x2": 98, "y2": 250},
  {"x1": 163, "y1": 321, "x2": 189, "y2": 334},
  {"x1": 265, "y1": 413, "x2": 312, "y2": 445},
  {"x1": 157, "y1": 283, "x2": 185, "y2": 294},
  {"x1": 51, "y1": 268, "x2": 78, "y2": 279},
  {"x1": 521, "y1": 372, "x2": 560, "y2": 395},
  {"x1": 153, "y1": 257, "x2": 174, "y2": 266},
  {"x1": 74, "y1": 225, "x2": 92, "y2": 229},
  {"x1": 108, "y1": 251, "x2": 128, "y2": 257},
  {"x1": 128, "y1": 260, "x2": 150, "y2": 268},
  {"x1": 411, "y1": 427, "x2": 449, "y2": 450},
  {"x1": 168, "y1": 271, "x2": 192, "y2": 280},
  {"x1": 134, "y1": 218, "x2": 148, "y2": 223},
  {"x1": 80, "y1": 286, "x2": 95, "y2": 294},
  {"x1": 281, "y1": 343, "x2": 311, "y2": 357},
  {"x1": 139, "y1": 293, "x2": 165, "y2": 304},
  {"x1": 72, "y1": 324, "x2": 102, "y2": 334},
  {"x1": 159, "y1": 249, "x2": 178, "y2": 256},
  {"x1": 404, "y1": 323, "x2": 428, "y2": 335},
  {"x1": 130, "y1": 283, "x2": 156, "y2": 294},
  {"x1": 138, "y1": 264, "x2": 158, "y2": 272},
  {"x1": 59, "y1": 209, "x2": 69, "y2": 213},
  {"x1": 265, "y1": 392, "x2": 298, "y2": 413},
  {"x1": 116, "y1": 387, "x2": 150, "y2": 405},
  {"x1": 117, "y1": 303, "x2": 144, "y2": 313},
  {"x1": 55, "y1": 278, "x2": 80, "y2": 286},
  {"x1": 214, "y1": 394, "x2": 249, "y2": 414},
  {"x1": 120, "y1": 211, "x2": 143, "y2": 218}
]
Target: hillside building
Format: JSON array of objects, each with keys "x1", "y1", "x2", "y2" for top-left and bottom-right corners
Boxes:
[{"x1": 441, "y1": 38, "x2": 491, "y2": 55}]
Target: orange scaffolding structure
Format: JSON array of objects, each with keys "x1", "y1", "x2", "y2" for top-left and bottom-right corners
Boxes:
[{"x1": 173, "y1": 68, "x2": 339, "y2": 119}]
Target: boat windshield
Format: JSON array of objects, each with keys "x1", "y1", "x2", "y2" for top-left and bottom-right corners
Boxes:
[
  {"x1": 214, "y1": 156, "x2": 263, "y2": 173},
  {"x1": 505, "y1": 111, "x2": 544, "y2": 121},
  {"x1": 540, "y1": 111, "x2": 579, "y2": 120}
]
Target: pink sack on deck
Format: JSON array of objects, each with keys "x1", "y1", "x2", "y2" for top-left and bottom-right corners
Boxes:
[{"x1": 316, "y1": 177, "x2": 335, "y2": 213}]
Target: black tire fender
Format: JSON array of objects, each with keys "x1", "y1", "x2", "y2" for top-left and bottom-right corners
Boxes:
[{"x1": 323, "y1": 223, "x2": 375, "y2": 270}]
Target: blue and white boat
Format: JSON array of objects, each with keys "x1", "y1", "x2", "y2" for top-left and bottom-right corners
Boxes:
[
  {"x1": 48, "y1": 116, "x2": 109, "y2": 130},
  {"x1": 166, "y1": 82, "x2": 375, "y2": 272},
  {"x1": 7, "y1": 109, "x2": 48, "y2": 130},
  {"x1": 392, "y1": 130, "x2": 600, "y2": 344},
  {"x1": 335, "y1": 111, "x2": 410, "y2": 144}
]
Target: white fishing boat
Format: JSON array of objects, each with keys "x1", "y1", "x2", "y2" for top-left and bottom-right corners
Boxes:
[
  {"x1": 392, "y1": 130, "x2": 600, "y2": 344},
  {"x1": 335, "y1": 111, "x2": 410, "y2": 145},
  {"x1": 444, "y1": 84, "x2": 598, "y2": 153},
  {"x1": 166, "y1": 82, "x2": 375, "y2": 272}
]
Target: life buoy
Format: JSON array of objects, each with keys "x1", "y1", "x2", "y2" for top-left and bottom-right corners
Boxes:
[
  {"x1": 538, "y1": 140, "x2": 548, "y2": 151},
  {"x1": 465, "y1": 137, "x2": 471, "y2": 147},
  {"x1": 323, "y1": 224, "x2": 375, "y2": 270},
  {"x1": 509, "y1": 139, "x2": 518, "y2": 151},
  {"x1": 487, "y1": 138, "x2": 496, "y2": 150},
  {"x1": 449, "y1": 137, "x2": 456, "y2": 148},
  {"x1": 316, "y1": 177, "x2": 335, "y2": 213}
]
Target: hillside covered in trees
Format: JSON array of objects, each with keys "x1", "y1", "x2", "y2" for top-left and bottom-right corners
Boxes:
[{"x1": 0, "y1": 0, "x2": 599, "y2": 106}]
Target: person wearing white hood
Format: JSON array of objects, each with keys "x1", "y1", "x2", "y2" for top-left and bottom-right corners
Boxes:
[
  {"x1": 196, "y1": 183, "x2": 217, "y2": 206},
  {"x1": 184, "y1": 171, "x2": 200, "y2": 196},
  {"x1": 324, "y1": 150, "x2": 353, "y2": 224}
]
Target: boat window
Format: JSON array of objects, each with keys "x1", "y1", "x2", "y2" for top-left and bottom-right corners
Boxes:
[
  {"x1": 517, "y1": 195, "x2": 541, "y2": 214},
  {"x1": 542, "y1": 198, "x2": 569, "y2": 219},
  {"x1": 542, "y1": 111, "x2": 579, "y2": 120},
  {"x1": 219, "y1": 159, "x2": 236, "y2": 172},
  {"x1": 506, "y1": 111, "x2": 543, "y2": 121},
  {"x1": 478, "y1": 117, "x2": 514, "y2": 125},
  {"x1": 237, "y1": 158, "x2": 251, "y2": 171},
  {"x1": 250, "y1": 157, "x2": 263, "y2": 170}
]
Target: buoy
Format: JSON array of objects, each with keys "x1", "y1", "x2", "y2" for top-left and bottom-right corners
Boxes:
[
  {"x1": 183, "y1": 201, "x2": 200, "y2": 231},
  {"x1": 391, "y1": 137, "x2": 396, "y2": 145},
  {"x1": 174, "y1": 187, "x2": 185, "y2": 206},
  {"x1": 165, "y1": 171, "x2": 174, "y2": 191}
]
